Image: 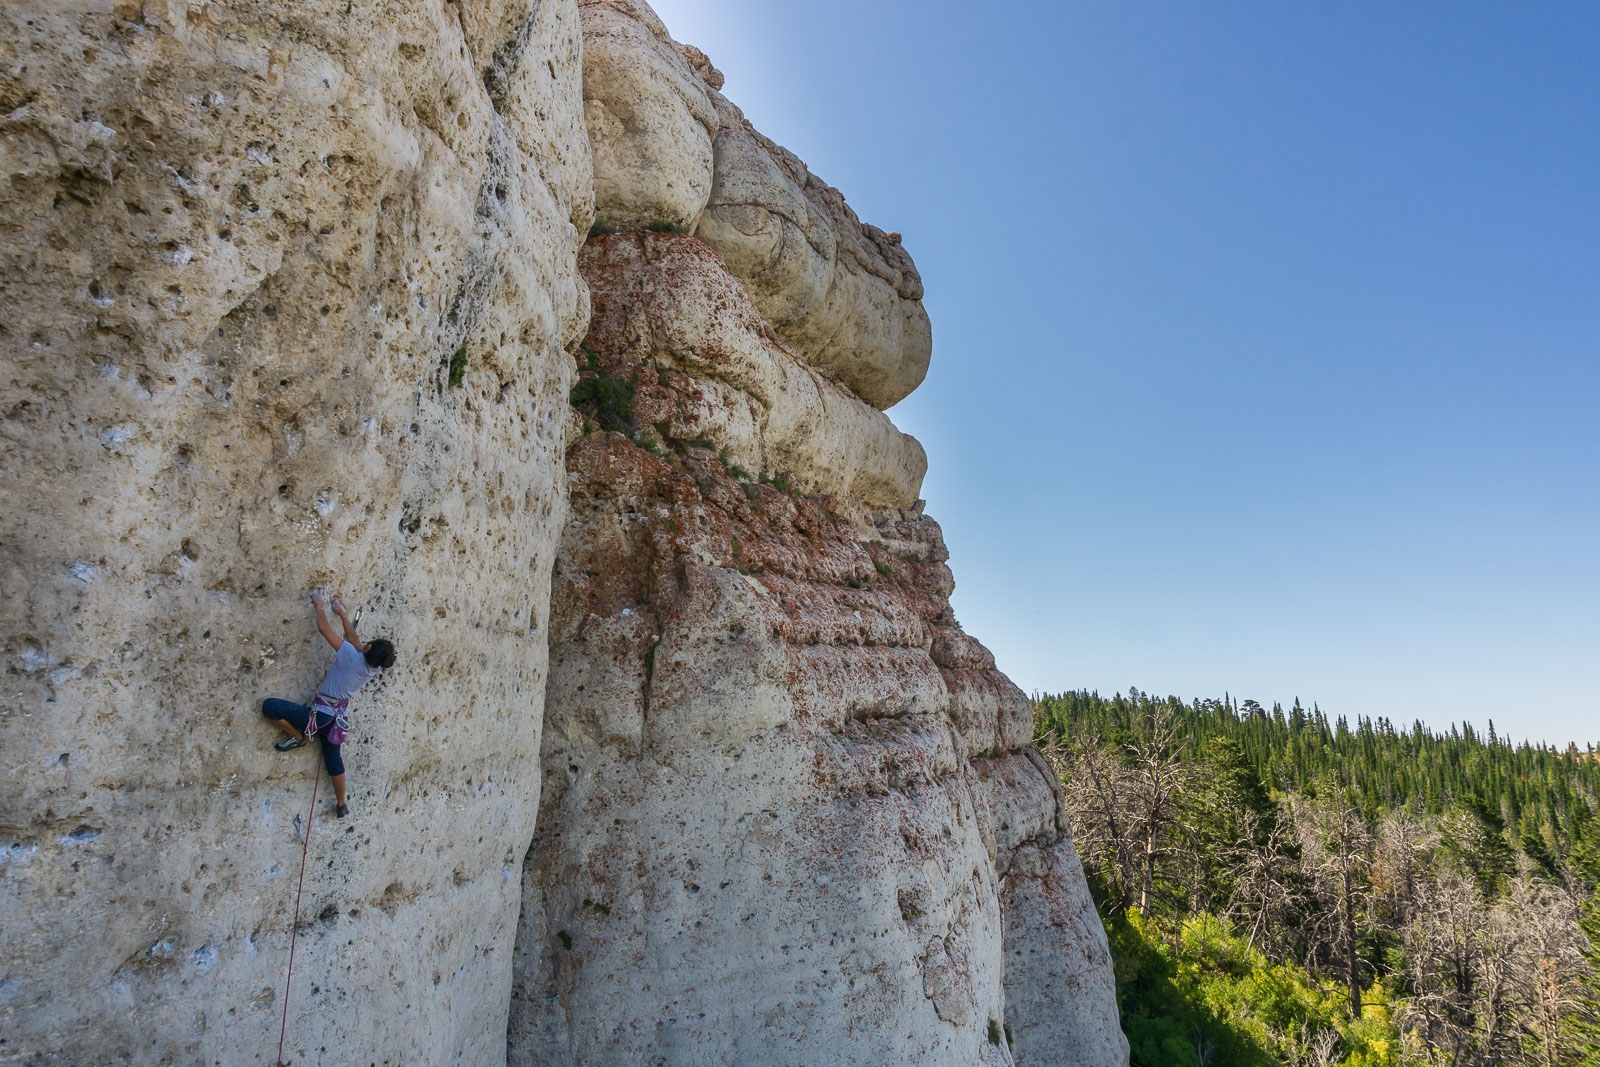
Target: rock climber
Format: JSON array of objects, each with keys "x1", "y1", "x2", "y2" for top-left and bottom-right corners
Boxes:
[{"x1": 261, "y1": 591, "x2": 396, "y2": 817}]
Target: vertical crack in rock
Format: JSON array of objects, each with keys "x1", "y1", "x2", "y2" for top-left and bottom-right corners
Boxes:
[
  {"x1": 483, "y1": 1, "x2": 545, "y2": 114},
  {"x1": 437, "y1": 123, "x2": 515, "y2": 387}
]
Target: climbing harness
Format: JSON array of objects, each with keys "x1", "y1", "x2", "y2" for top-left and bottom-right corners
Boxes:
[
  {"x1": 306, "y1": 695, "x2": 351, "y2": 746},
  {"x1": 274, "y1": 754, "x2": 323, "y2": 1067}
]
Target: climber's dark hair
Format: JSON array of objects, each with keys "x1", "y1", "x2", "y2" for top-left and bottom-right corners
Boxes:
[{"x1": 365, "y1": 639, "x2": 396, "y2": 670}]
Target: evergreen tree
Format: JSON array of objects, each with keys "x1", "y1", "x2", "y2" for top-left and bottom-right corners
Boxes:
[{"x1": 1567, "y1": 891, "x2": 1600, "y2": 1065}]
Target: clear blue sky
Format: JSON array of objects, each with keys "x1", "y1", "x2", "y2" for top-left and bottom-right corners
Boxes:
[{"x1": 649, "y1": 1, "x2": 1600, "y2": 745}]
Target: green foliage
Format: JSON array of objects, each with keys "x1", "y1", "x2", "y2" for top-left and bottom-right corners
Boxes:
[
  {"x1": 1111, "y1": 912, "x2": 1396, "y2": 1067},
  {"x1": 757, "y1": 471, "x2": 793, "y2": 493},
  {"x1": 1437, "y1": 802, "x2": 1516, "y2": 895},
  {"x1": 1184, "y1": 736, "x2": 1296, "y2": 916},
  {"x1": 1566, "y1": 891, "x2": 1600, "y2": 1062},
  {"x1": 570, "y1": 368, "x2": 636, "y2": 434},
  {"x1": 874, "y1": 559, "x2": 894, "y2": 578},
  {"x1": 645, "y1": 218, "x2": 691, "y2": 234},
  {"x1": 1111, "y1": 911, "x2": 1274, "y2": 1067},
  {"x1": 1043, "y1": 690, "x2": 1600, "y2": 1064},
  {"x1": 719, "y1": 450, "x2": 753, "y2": 484},
  {"x1": 588, "y1": 216, "x2": 615, "y2": 238},
  {"x1": 556, "y1": 929, "x2": 572, "y2": 950},
  {"x1": 1037, "y1": 688, "x2": 1600, "y2": 862},
  {"x1": 447, "y1": 345, "x2": 468, "y2": 388},
  {"x1": 1572, "y1": 822, "x2": 1600, "y2": 885}
]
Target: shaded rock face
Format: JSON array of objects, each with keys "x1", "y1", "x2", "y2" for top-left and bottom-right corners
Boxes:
[
  {"x1": 1003, "y1": 840, "x2": 1134, "y2": 1065},
  {"x1": 0, "y1": 1, "x2": 588, "y2": 1063}
]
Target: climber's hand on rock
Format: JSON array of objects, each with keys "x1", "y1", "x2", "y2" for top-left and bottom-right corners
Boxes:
[
  {"x1": 331, "y1": 598, "x2": 348, "y2": 618},
  {"x1": 311, "y1": 590, "x2": 327, "y2": 610}
]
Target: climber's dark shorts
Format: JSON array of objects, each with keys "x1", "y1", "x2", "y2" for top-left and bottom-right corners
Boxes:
[{"x1": 262, "y1": 697, "x2": 345, "y2": 777}]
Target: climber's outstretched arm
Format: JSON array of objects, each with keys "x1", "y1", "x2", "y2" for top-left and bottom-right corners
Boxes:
[
  {"x1": 331, "y1": 599, "x2": 370, "y2": 654},
  {"x1": 310, "y1": 591, "x2": 343, "y2": 650}
]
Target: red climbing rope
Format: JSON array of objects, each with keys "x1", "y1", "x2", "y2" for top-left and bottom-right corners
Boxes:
[{"x1": 275, "y1": 756, "x2": 322, "y2": 1067}]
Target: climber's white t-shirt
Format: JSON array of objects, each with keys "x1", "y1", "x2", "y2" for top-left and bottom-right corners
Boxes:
[{"x1": 316, "y1": 640, "x2": 374, "y2": 703}]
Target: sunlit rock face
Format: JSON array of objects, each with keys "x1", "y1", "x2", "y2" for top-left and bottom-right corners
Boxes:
[
  {"x1": 511, "y1": 4, "x2": 1127, "y2": 1062},
  {"x1": 578, "y1": 0, "x2": 930, "y2": 410},
  {"x1": 578, "y1": 0, "x2": 717, "y2": 234},
  {"x1": 0, "y1": 1, "x2": 589, "y2": 1063},
  {"x1": 695, "y1": 90, "x2": 933, "y2": 411}
]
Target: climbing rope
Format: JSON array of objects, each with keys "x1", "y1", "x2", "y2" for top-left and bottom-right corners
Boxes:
[{"x1": 275, "y1": 755, "x2": 323, "y2": 1067}]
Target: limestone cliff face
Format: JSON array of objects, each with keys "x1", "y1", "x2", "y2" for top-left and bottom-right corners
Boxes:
[
  {"x1": 0, "y1": 1, "x2": 1125, "y2": 1064},
  {"x1": 509, "y1": 4, "x2": 1127, "y2": 1065},
  {"x1": 0, "y1": 1, "x2": 589, "y2": 1063}
]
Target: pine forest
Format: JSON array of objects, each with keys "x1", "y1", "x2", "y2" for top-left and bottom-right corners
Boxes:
[{"x1": 1036, "y1": 689, "x2": 1600, "y2": 1066}]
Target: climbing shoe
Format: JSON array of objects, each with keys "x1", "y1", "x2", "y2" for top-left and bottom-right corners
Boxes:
[
  {"x1": 274, "y1": 736, "x2": 306, "y2": 752},
  {"x1": 335, "y1": 804, "x2": 349, "y2": 818}
]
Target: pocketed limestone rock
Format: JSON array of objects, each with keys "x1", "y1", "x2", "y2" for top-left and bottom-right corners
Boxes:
[
  {"x1": 519, "y1": 199, "x2": 1125, "y2": 1061},
  {"x1": 510, "y1": 428, "x2": 1018, "y2": 1066},
  {"x1": 944, "y1": 667, "x2": 1037, "y2": 757},
  {"x1": 579, "y1": 0, "x2": 718, "y2": 232},
  {"x1": 474, "y1": 0, "x2": 597, "y2": 240},
  {"x1": 3, "y1": 0, "x2": 1130, "y2": 1061},
  {"x1": 696, "y1": 93, "x2": 933, "y2": 409},
  {"x1": 578, "y1": 231, "x2": 928, "y2": 511},
  {"x1": 969, "y1": 755, "x2": 1060, "y2": 871},
  {"x1": 1002, "y1": 839, "x2": 1131, "y2": 1067},
  {"x1": 0, "y1": 2, "x2": 587, "y2": 1063}
]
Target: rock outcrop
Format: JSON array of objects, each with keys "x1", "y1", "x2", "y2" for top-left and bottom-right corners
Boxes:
[
  {"x1": 579, "y1": 0, "x2": 931, "y2": 410},
  {"x1": 0, "y1": 1, "x2": 1126, "y2": 1064},
  {"x1": 0, "y1": 1, "x2": 589, "y2": 1063},
  {"x1": 509, "y1": 5, "x2": 1126, "y2": 1063},
  {"x1": 579, "y1": 0, "x2": 717, "y2": 234},
  {"x1": 565, "y1": 235, "x2": 928, "y2": 510},
  {"x1": 508, "y1": 230, "x2": 1124, "y2": 1067},
  {"x1": 696, "y1": 92, "x2": 933, "y2": 410}
]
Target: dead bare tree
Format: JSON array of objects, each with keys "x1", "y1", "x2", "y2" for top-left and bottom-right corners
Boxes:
[
  {"x1": 1306, "y1": 1026, "x2": 1341, "y2": 1067},
  {"x1": 1296, "y1": 793, "x2": 1374, "y2": 1019},
  {"x1": 1225, "y1": 804, "x2": 1307, "y2": 958},
  {"x1": 1400, "y1": 867, "x2": 1513, "y2": 1065},
  {"x1": 1501, "y1": 873, "x2": 1585, "y2": 1067},
  {"x1": 1372, "y1": 807, "x2": 1437, "y2": 931},
  {"x1": 1044, "y1": 703, "x2": 1198, "y2": 919},
  {"x1": 1123, "y1": 704, "x2": 1197, "y2": 917},
  {"x1": 1379, "y1": 842, "x2": 1594, "y2": 1067},
  {"x1": 1044, "y1": 729, "x2": 1139, "y2": 914}
]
